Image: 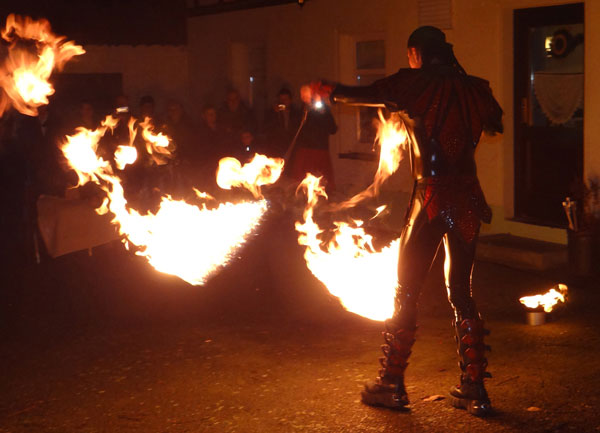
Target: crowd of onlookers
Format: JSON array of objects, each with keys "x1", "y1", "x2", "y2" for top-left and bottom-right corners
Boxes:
[{"x1": 0, "y1": 84, "x2": 339, "y2": 262}]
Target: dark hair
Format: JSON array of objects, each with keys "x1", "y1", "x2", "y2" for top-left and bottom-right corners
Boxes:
[
  {"x1": 140, "y1": 95, "x2": 155, "y2": 106},
  {"x1": 407, "y1": 26, "x2": 466, "y2": 74},
  {"x1": 278, "y1": 87, "x2": 292, "y2": 98}
]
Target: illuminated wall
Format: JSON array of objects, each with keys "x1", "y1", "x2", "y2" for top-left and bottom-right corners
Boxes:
[
  {"x1": 65, "y1": 45, "x2": 190, "y2": 116},
  {"x1": 184, "y1": 0, "x2": 598, "y2": 243}
]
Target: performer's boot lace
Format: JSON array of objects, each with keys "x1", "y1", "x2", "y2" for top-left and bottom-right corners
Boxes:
[
  {"x1": 449, "y1": 317, "x2": 492, "y2": 416},
  {"x1": 361, "y1": 320, "x2": 416, "y2": 409}
]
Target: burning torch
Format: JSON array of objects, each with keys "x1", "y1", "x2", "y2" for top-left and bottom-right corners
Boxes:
[{"x1": 519, "y1": 283, "x2": 568, "y2": 325}]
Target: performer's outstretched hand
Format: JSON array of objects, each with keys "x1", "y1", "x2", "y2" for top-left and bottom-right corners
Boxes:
[{"x1": 301, "y1": 81, "x2": 334, "y2": 106}]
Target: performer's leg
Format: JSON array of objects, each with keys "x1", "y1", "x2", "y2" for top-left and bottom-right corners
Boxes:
[
  {"x1": 443, "y1": 230, "x2": 478, "y2": 322},
  {"x1": 361, "y1": 198, "x2": 445, "y2": 409},
  {"x1": 393, "y1": 212, "x2": 446, "y2": 328},
  {"x1": 443, "y1": 230, "x2": 492, "y2": 416}
]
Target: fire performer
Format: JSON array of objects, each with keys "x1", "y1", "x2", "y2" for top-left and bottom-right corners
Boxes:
[{"x1": 310, "y1": 26, "x2": 503, "y2": 416}]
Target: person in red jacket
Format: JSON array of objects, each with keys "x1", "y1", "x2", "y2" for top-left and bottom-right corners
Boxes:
[
  {"x1": 313, "y1": 26, "x2": 503, "y2": 416},
  {"x1": 289, "y1": 85, "x2": 338, "y2": 192}
]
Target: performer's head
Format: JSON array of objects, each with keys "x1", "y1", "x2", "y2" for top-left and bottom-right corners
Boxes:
[{"x1": 407, "y1": 26, "x2": 465, "y2": 73}]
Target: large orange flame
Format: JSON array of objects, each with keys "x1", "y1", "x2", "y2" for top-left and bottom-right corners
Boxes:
[
  {"x1": 217, "y1": 154, "x2": 285, "y2": 199},
  {"x1": 334, "y1": 110, "x2": 414, "y2": 210},
  {"x1": 61, "y1": 116, "x2": 280, "y2": 285},
  {"x1": 0, "y1": 14, "x2": 84, "y2": 116},
  {"x1": 295, "y1": 174, "x2": 399, "y2": 321},
  {"x1": 139, "y1": 117, "x2": 172, "y2": 165},
  {"x1": 519, "y1": 284, "x2": 568, "y2": 313},
  {"x1": 114, "y1": 145, "x2": 138, "y2": 170},
  {"x1": 294, "y1": 112, "x2": 411, "y2": 321}
]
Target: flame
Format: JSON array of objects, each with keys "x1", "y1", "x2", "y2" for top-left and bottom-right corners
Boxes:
[
  {"x1": 114, "y1": 145, "x2": 138, "y2": 170},
  {"x1": 217, "y1": 154, "x2": 285, "y2": 199},
  {"x1": 193, "y1": 189, "x2": 215, "y2": 201},
  {"x1": 112, "y1": 118, "x2": 139, "y2": 170},
  {"x1": 127, "y1": 117, "x2": 138, "y2": 145},
  {"x1": 293, "y1": 112, "x2": 414, "y2": 321},
  {"x1": 61, "y1": 116, "x2": 278, "y2": 285},
  {"x1": 0, "y1": 14, "x2": 84, "y2": 116},
  {"x1": 139, "y1": 117, "x2": 171, "y2": 165},
  {"x1": 295, "y1": 174, "x2": 399, "y2": 321},
  {"x1": 519, "y1": 284, "x2": 568, "y2": 313},
  {"x1": 60, "y1": 116, "x2": 115, "y2": 186},
  {"x1": 334, "y1": 110, "x2": 414, "y2": 210},
  {"x1": 372, "y1": 205, "x2": 388, "y2": 220}
]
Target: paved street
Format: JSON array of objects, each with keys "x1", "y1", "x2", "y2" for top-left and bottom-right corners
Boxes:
[{"x1": 1, "y1": 216, "x2": 599, "y2": 433}]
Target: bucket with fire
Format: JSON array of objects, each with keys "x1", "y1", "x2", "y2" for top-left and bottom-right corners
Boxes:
[{"x1": 519, "y1": 284, "x2": 568, "y2": 326}]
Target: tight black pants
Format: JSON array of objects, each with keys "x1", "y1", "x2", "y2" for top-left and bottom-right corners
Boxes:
[{"x1": 392, "y1": 184, "x2": 479, "y2": 329}]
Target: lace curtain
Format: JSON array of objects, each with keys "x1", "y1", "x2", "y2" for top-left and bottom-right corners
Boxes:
[{"x1": 533, "y1": 72, "x2": 583, "y2": 125}]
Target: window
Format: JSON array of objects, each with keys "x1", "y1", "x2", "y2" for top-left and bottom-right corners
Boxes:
[{"x1": 355, "y1": 38, "x2": 386, "y2": 145}]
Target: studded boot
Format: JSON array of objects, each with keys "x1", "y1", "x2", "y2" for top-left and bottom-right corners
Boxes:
[
  {"x1": 361, "y1": 320, "x2": 416, "y2": 409},
  {"x1": 449, "y1": 317, "x2": 492, "y2": 416}
]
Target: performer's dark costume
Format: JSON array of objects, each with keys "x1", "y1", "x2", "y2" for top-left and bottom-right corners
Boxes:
[{"x1": 330, "y1": 26, "x2": 503, "y2": 416}]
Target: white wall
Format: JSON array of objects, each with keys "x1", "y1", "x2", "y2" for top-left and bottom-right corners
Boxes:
[
  {"x1": 64, "y1": 44, "x2": 190, "y2": 116},
  {"x1": 185, "y1": 0, "x2": 598, "y2": 244}
]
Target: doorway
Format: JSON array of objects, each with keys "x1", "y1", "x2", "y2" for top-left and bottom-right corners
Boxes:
[{"x1": 513, "y1": 3, "x2": 584, "y2": 227}]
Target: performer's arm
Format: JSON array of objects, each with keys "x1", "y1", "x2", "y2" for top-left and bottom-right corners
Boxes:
[
  {"x1": 331, "y1": 84, "x2": 383, "y2": 106},
  {"x1": 330, "y1": 83, "x2": 399, "y2": 111},
  {"x1": 471, "y1": 77, "x2": 504, "y2": 135},
  {"x1": 309, "y1": 70, "x2": 415, "y2": 112},
  {"x1": 483, "y1": 96, "x2": 503, "y2": 135}
]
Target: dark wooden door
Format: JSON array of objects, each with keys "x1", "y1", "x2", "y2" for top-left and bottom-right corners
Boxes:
[{"x1": 513, "y1": 3, "x2": 583, "y2": 227}]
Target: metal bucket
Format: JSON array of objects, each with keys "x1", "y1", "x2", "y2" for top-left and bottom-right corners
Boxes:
[{"x1": 526, "y1": 311, "x2": 546, "y2": 326}]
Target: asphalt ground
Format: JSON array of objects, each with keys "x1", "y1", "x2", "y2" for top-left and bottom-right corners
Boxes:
[{"x1": 1, "y1": 213, "x2": 600, "y2": 433}]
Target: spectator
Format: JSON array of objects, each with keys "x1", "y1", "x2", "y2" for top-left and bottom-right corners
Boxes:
[
  {"x1": 102, "y1": 95, "x2": 150, "y2": 199},
  {"x1": 232, "y1": 129, "x2": 256, "y2": 162},
  {"x1": 196, "y1": 104, "x2": 225, "y2": 155},
  {"x1": 33, "y1": 105, "x2": 67, "y2": 196},
  {"x1": 139, "y1": 95, "x2": 160, "y2": 126},
  {"x1": 108, "y1": 94, "x2": 133, "y2": 151},
  {"x1": 289, "y1": 85, "x2": 337, "y2": 191},
  {"x1": 218, "y1": 88, "x2": 255, "y2": 145},
  {"x1": 163, "y1": 99, "x2": 194, "y2": 161},
  {"x1": 263, "y1": 87, "x2": 302, "y2": 158},
  {"x1": 181, "y1": 104, "x2": 223, "y2": 187},
  {"x1": 75, "y1": 100, "x2": 99, "y2": 131}
]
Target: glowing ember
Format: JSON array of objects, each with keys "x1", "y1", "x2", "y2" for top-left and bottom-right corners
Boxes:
[
  {"x1": 217, "y1": 154, "x2": 285, "y2": 199},
  {"x1": 519, "y1": 284, "x2": 568, "y2": 313},
  {"x1": 61, "y1": 117, "x2": 279, "y2": 285},
  {"x1": 0, "y1": 14, "x2": 84, "y2": 116},
  {"x1": 296, "y1": 174, "x2": 399, "y2": 321},
  {"x1": 294, "y1": 112, "x2": 413, "y2": 321}
]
